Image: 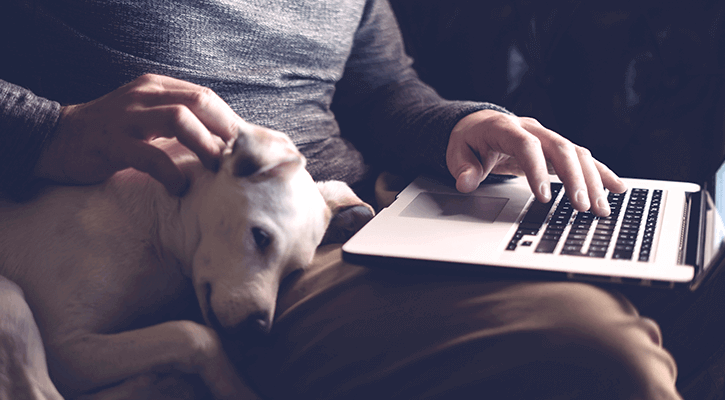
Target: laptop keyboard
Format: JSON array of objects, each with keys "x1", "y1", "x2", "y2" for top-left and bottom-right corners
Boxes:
[{"x1": 506, "y1": 183, "x2": 663, "y2": 261}]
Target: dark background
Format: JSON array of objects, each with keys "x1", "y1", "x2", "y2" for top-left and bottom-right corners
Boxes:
[{"x1": 389, "y1": 0, "x2": 725, "y2": 184}]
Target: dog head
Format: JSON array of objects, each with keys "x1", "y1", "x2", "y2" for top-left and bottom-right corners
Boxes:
[{"x1": 188, "y1": 122, "x2": 373, "y2": 341}]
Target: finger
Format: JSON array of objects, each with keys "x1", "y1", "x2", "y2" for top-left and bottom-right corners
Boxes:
[
  {"x1": 576, "y1": 146, "x2": 610, "y2": 217},
  {"x1": 495, "y1": 126, "x2": 552, "y2": 203},
  {"x1": 136, "y1": 80, "x2": 241, "y2": 143},
  {"x1": 522, "y1": 121, "x2": 590, "y2": 211},
  {"x1": 133, "y1": 105, "x2": 223, "y2": 171},
  {"x1": 119, "y1": 140, "x2": 189, "y2": 196}
]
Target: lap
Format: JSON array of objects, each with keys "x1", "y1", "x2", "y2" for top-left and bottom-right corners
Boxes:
[
  {"x1": 242, "y1": 245, "x2": 680, "y2": 400},
  {"x1": 621, "y1": 259, "x2": 725, "y2": 390}
]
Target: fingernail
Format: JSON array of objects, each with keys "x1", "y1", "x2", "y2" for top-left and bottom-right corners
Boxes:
[
  {"x1": 539, "y1": 182, "x2": 551, "y2": 202},
  {"x1": 596, "y1": 197, "x2": 611, "y2": 215},
  {"x1": 575, "y1": 189, "x2": 590, "y2": 209}
]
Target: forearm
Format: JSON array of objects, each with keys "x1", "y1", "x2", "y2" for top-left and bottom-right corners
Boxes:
[
  {"x1": 359, "y1": 77, "x2": 510, "y2": 178},
  {"x1": 0, "y1": 79, "x2": 61, "y2": 199},
  {"x1": 333, "y1": 0, "x2": 511, "y2": 180}
]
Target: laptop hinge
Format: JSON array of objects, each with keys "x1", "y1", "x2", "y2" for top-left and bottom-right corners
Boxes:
[{"x1": 681, "y1": 190, "x2": 702, "y2": 266}]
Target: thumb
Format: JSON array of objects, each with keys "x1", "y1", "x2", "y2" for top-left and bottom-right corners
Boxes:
[
  {"x1": 454, "y1": 164, "x2": 485, "y2": 193},
  {"x1": 447, "y1": 135, "x2": 490, "y2": 193}
]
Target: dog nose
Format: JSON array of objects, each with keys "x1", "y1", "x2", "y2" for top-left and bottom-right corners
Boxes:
[
  {"x1": 219, "y1": 311, "x2": 273, "y2": 342},
  {"x1": 203, "y1": 283, "x2": 274, "y2": 342},
  {"x1": 244, "y1": 312, "x2": 273, "y2": 335}
]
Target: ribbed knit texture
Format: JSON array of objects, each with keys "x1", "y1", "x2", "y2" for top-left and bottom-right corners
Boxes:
[{"x1": 0, "y1": 0, "x2": 506, "y2": 198}]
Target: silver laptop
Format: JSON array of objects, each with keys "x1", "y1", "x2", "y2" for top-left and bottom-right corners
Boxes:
[{"x1": 342, "y1": 159, "x2": 725, "y2": 291}]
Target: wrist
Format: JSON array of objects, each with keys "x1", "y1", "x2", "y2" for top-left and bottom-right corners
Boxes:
[
  {"x1": 33, "y1": 105, "x2": 78, "y2": 182},
  {"x1": 451, "y1": 109, "x2": 501, "y2": 138}
]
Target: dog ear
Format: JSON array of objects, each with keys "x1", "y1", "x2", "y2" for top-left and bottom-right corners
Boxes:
[
  {"x1": 232, "y1": 158, "x2": 262, "y2": 177},
  {"x1": 316, "y1": 181, "x2": 375, "y2": 245},
  {"x1": 231, "y1": 135, "x2": 263, "y2": 177},
  {"x1": 231, "y1": 135, "x2": 303, "y2": 179}
]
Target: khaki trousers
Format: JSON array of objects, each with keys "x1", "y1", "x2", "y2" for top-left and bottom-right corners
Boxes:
[{"x1": 243, "y1": 244, "x2": 682, "y2": 399}]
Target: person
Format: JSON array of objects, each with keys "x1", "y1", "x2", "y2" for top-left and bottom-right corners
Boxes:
[{"x1": 0, "y1": 0, "x2": 692, "y2": 399}]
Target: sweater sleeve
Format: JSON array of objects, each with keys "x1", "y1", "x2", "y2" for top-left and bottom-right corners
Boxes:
[
  {"x1": 332, "y1": 0, "x2": 511, "y2": 181},
  {"x1": 0, "y1": 79, "x2": 61, "y2": 199}
]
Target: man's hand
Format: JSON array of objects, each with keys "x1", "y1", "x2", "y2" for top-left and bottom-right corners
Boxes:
[
  {"x1": 34, "y1": 74, "x2": 243, "y2": 195},
  {"x1": 446, "y1": 109, "x2": 627, "y2": 217}
]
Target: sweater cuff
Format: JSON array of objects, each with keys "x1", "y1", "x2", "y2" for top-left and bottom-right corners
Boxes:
[{"x1": 0, "y1": 80, "x2": 61, "y2": 199}]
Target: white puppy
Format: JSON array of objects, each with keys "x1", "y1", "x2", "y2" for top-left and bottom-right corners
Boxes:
[
  {"x1": 0, "y1": 122, "x2": 374, "y2": 399},
  {"x1": 0, "y1": 275, "x2": 64, "y2": 400}
]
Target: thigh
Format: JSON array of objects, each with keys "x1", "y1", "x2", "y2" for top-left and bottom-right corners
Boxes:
[
  {"x1": 242, "y1": 245, "x2": 680, "y2": 400},
  {"x1": 621, "y1": 260, "x2": 725, "y2": 389}
]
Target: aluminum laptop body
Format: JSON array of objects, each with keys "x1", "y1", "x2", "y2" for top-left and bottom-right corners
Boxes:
[{"x1": 342, "y1": 160, "x2": 725, "y2": 291}]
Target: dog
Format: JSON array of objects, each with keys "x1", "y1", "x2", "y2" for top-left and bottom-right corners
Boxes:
[
  {"x1": 0, "y1": 121, "x2": 374, "y2": 399},
  {"x1": 0, "y1": 275, "x2": 64, "y2": 400}
]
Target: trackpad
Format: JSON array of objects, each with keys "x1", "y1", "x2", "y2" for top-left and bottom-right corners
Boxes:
[{"x1": 400, "y1": 192, "x2": 509, "y2": 223}]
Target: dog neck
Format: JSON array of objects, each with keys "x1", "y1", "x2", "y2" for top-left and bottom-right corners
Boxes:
[{"x1": 109, "y1": 151, "x2": 211, "y2": 278}]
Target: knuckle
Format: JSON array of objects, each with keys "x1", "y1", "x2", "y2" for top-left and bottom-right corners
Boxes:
[
  {"x1": 520, "y1": 116, "x2": 542, "y2": 127},
  {"x1": 575, "y1": 145, "x2": 592, "y2": 158},
  {"x1": 516, "y1": 132, "x2": 541, "y2": 149},
  {"x1": 166, "y1": 104, "x2": 190, "y2": 127},
  {"x1": 125, "y1": 86, "x2": 150, "y2": 103},
  {"x1": 189, "y1": 86, "x2": 216, "y2": 108},
  {"x1": 125, "y1": 76, "x2": 163, "y2": 102},
  {"x1": 551, "y1": 139, "x2": 576, "y2": 155},
  {"x1": 490, "y1": 111, "x2": 515, "y2": 128},
  {"x1": 135, "y1": 73, "x2": 160, "y2": 86}
]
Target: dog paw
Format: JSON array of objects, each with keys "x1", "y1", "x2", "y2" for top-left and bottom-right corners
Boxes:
[
  {"x1": 317, "y1": 180, "x2": 375, "y2": 245},
  {"x1": 321, "y1": 204, "x2": 375, "y2": 244}
]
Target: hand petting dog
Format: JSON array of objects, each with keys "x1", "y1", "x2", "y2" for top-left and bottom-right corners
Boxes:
[{"x1": 34, "y1": 74, "x2": 240, "y2": 195}]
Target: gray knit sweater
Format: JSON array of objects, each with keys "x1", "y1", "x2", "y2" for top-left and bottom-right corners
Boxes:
[{"x1": 0, "y1": 0, "x2": 505, "y2": 199}]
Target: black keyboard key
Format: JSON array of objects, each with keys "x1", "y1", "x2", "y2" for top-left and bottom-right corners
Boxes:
[
  {"x1": 613, "y1": 251, "x2": 633, "y2": 260},
  {"x1": 517, "y1": 183, "x2": 563, "y2": 233},
  {"x1": 535, "y1": 239, "x2": 559, "y2": 253},
  {"x1": 638, "y1": 189, "x2": 662, "y2": 262},
  {"x1": 508, "y1": 183, "x2": 564, "y2": 252}
]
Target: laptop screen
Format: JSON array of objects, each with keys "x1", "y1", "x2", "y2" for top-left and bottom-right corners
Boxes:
[
  {"x1": 703, "y1": 160, "x2": 725, "y2": 273},
  {"x1": 713, "y1": 160, "x2": 725, "y2": 221}
]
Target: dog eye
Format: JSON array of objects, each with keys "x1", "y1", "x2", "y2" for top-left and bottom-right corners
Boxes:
[{"x1": 252, "y1": 227, "x2": 271, "y2": 252}]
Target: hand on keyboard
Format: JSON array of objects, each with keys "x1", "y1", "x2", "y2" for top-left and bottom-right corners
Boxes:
[{"x1": 446, "y1": 109, "x2": 627, "y2": 217}]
